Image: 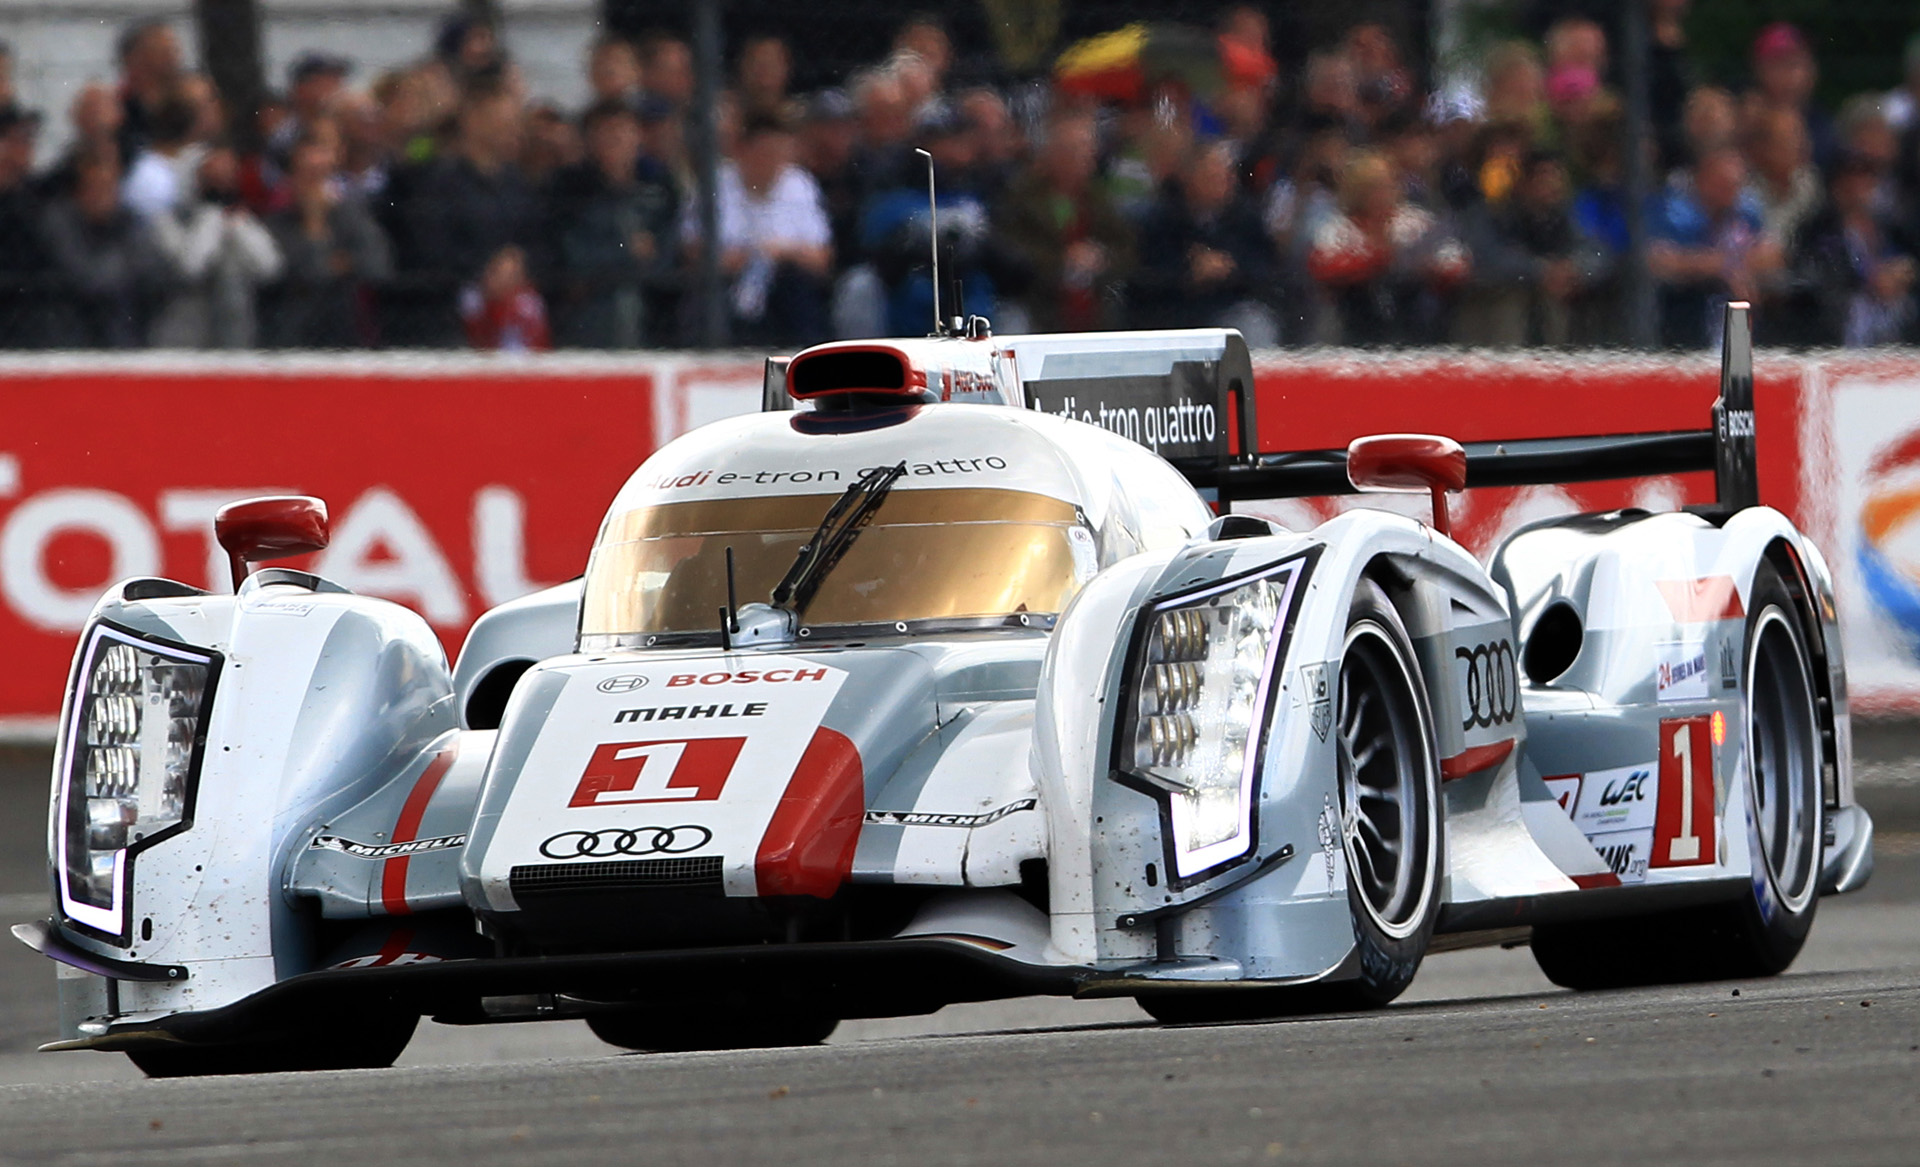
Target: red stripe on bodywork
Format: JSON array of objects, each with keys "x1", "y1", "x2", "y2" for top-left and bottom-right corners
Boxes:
[
  {"x1": 1655, "y1": 576, "x2": 1745, "y2": 623},
  {"x1": 1571, "y1": 872, "x2": 1623, "y2": 890},
  {"x1": 380, "y1": 744, "x2": 458, "y2": 916},
  {"x1": 372, "y1": 927, "x2": 416, "y2": 966},
  {"x1": 1439, "y1": 737, "x2": 1515, "y2": 781},
  {"x1": 755, "y1": 727, "x2": 864, "y2": 898}
]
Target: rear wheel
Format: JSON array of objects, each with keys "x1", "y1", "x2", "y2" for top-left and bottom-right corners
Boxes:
[
  {"x1": 586, "y1": 1008, "x2": 838, "y2": 1053},
  {"x1": 1532, "y1": 562, "x2": 1823, "y2": 989},
  {"x1": 126, "y1": 1012, "x2": 418, "y2": 1077},
  {"x1": 1140, "y1": 580, "x2": 1442, "y2": 1023}
]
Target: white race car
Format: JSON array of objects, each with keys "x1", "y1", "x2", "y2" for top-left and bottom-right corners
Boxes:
[{"x1": 16, "y1": 306, "x2": 1872, "y2": 1075}]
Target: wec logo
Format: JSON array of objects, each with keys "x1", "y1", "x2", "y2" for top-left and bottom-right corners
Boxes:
[
  {"x1": 568, "y1": 738, "x2": 746, "y2": 807},
  {"x1": 1598, "y1": 770, "x2": 1650, "y2": 806}
]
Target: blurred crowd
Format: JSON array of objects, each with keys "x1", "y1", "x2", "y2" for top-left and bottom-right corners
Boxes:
[{"x1": 2, "y1": 5, "x2": 1920, "y2": 351}]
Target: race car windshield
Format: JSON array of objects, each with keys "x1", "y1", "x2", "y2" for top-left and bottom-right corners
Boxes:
[{"x1": 580, "y1": 487, "x2": 1086, "y2": 640}]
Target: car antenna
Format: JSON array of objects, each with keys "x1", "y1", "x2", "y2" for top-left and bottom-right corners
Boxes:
[
  {"x1": 915, "y1": 147, "x2": 945, "y2": 337},
  {"x1": 719, "y1": 546, "x2": 740, "y2": 650}
]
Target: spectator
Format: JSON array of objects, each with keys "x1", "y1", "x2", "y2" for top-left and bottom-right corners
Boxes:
[
  {"x1": 332, "y1": 89, "x2": 391, "y2": 201},
  {"x1": 1455, "y1": 149, "x2": 1607, "y2": 347},
  {"x1": 395, "y1": 74, "x2": 536, "y2": 344},
  {"x1": 1835, "y1": 95, "x2": 1899, "y2": 219},
  {"x1": 958, "y1": 87, "x2": 1021, "y2": 193},
  {"x1": 270, "y1": 53, "x2": 351, "y2": 165},
  {"x1": 1267, "y1": 125, "x2": 1347, "y2": 268},
  {"x1": 147, "y1": 144, "x2": 281, "y2": 347},
  {"x1": 545, "y1": 98, "x2": 677, "y2": 348},
  {"x1": 1105, "y1": 103, "x2": 1193, "y2": 223},
  {"x1": 521, "y1": 101, "x2": 581, "y2": 186},
  {"x1": 683, "y1": 113, "x2": 832, "y2": 346},
  {"x1": 116, "y1": 19, "x2": 183, "y2": 158},
  {"x1": 1305, "y1": 150, "x2": 1468, "y2": 346},
  {"x1": 639, "y1": 34, "x2": 695, "y2": 110},
  {"x1": 0, "y1": 105, "x2": 57, "y2": 346},
  {"x1": 1748, "y1": 23, "x2": 1836, "y2": 171},
  {"x1": 42, "y1": 84, "x2": 125, "y2": 197},
  {"x1": 735, "y1": 35, "x2": 792, "y2": 123},
  {"x1": 1482, "y1": 41, "x2": 1548, "y2": 145},
  {"x1": 1569, "y1": 108, "x2": 1628, "y2": 344},
  {"x1": 1544, "y1": 17, "x2": 1607, "y2": 78},
  {"x1": 1648, "y1": 145, "x2": 1778, "y2": 349},
  {"x1": 1676, "y1": 85, "x2": 1737, "y2": 178},
  {"x1": 893, "y1": 16, "x2": 952, "y2": 96},
  {"x1": 1744, "y1": 105, "x2": 1819, "y2": 249},
  {"x1": 1294, "y1": 50, "x2": 1365, "y2": 144},
  {"x1": 1347, "y1": 23, "x2": 1416, "y2": 132},
  {"x1": 436, "y1": 14, "x2": 504, "y2": 85},
  {"x1": 461, "y1": 244, "x2": 549, "y2": 350},
  {"x1": 994, "y1": 112, "x2": 1134, "y2": 332},
  {"x1": 43, "y1": 146, "x2": 170, "y2": 347},
  {"x1": 0, "y1": 43, "x2": 13, "y2": 109},
  {"x1": 1129, "y1": 140, "x2": 1278, "y2": 345},
  {"x1": 121, "y1": 91, "x2": 203, "y2": 220},
  {"x1": 1649, "y1": 0, "x2": 1699, "y2": 171},
  {"x1": 798, "y1": 89, "x2": 862, "y2": 267},
  {"x1": 587, "y1": 35, "x2": 643, "y2": 106},
  {"x1": 264, "y1": 132, "x2": 392, "y2": 348},
  {"x1": 1789, "y1": 151, "x2": 1918, "y2": 347}
]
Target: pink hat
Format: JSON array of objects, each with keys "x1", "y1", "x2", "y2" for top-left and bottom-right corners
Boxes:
[
  {"x1": 1753, "y1": 22, "x2": 1809, "y2": 63},
  {"x1": 1546, "y1": 64, "x2": 1598, "y2": 106}
]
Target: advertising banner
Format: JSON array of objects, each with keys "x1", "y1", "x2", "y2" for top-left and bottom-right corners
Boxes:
[
  {"x1": 1819, "y1": 360, "x2": 1920, "y2": 711},
  {"x1": 0, "y1": 357, "x2": 665, "y2": 728}
]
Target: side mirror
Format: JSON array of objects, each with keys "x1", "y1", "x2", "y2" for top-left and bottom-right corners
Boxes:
[
  {"x1": 214, "y1": 496, "x2": 330, "y2": 591},
  {"x1": 1347, "y1": 434, "x2": 1467, "y2": 538}
]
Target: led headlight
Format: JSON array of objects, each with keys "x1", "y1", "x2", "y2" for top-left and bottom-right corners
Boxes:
[
  {"x1": 1119, "y1": 559, "x2": 1306, "y2": 883},
  {"x1": 56, "y1": 624, "x2": 219, "y2": 942}
]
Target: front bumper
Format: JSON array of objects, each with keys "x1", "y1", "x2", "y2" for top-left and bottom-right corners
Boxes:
[{"x1": 18, "y1": 932, "x2": 1086, "y2": 1052}]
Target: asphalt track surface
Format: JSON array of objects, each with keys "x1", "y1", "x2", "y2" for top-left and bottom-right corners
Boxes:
[{"x1": 2, "y1": 740, "x2": 1918, "y2": 1166}]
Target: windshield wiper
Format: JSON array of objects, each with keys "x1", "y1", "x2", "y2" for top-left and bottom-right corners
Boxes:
[{"x1": 771, "y1": 461, "x2": 908, "y2": 618}]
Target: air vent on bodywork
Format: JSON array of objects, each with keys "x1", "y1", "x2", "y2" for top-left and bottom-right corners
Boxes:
[
  {"x1": 1524, "y1": 601, "x2": 1584, "y2": 685},
  {"x1": 788, "y1": 349, "x2": 910, "y2": 398},
  {"x1": 509, "y1": 857, "x2": 724, "y2": 897}
]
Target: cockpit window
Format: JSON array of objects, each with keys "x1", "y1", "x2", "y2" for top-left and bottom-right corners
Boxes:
[{"x1": 580, "y1": 487, "x2": 1087, "y2": 642}]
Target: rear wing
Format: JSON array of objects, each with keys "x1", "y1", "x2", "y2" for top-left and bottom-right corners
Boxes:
[{"x1": 1182, "y1": 303, "x2": 1759, "y2": 510}]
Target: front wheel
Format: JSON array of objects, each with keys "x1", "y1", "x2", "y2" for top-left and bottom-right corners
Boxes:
[{"x1": 1140, "y1": 580, "x2": 1443, "y2": 1023}]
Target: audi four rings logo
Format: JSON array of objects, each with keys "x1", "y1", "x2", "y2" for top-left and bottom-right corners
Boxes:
[
  {"x1": 1456, "y1": 640, "x2": 1518, "y2": 730},
  {"x1": 538, "y1": 825, "x2": 712, "y2": 859},
  {"x1": 597, "y1": 675, "x2": 649, "y2": 693}
]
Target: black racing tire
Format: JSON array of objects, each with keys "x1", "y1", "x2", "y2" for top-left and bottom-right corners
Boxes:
[
  {"x1": 1532, "y1": 561, "x2": 1824, "y2": 989},
  {"x1": 586, "y1": 1008, "x2": 838, "y2": 1052},
  {"x1": 126, "y1": 1012, "x2": 418, "y2": 1077},
  {"x1": 1140, "y1": 579, "x2": 1444, "y2": 1024}
]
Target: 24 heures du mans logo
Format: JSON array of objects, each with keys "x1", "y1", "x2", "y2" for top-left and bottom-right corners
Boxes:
[{"x1": 568, "y1": 738, "x2": 747, "y2": 807}]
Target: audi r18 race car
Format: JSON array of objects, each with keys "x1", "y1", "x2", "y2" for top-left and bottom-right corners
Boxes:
[{"x1": 15, "y1": 304, "x2": 1875, "y2": 1075}]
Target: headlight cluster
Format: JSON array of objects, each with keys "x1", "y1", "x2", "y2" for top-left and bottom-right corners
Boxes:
[
  {"x1": 58, "y1": 626, "x2": 217, "y2": 940},
  {"x1": 1128, "y1": 565, "x2": 1296, "y2": 871}
]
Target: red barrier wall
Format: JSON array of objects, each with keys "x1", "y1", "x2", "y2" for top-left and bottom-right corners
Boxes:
[{"x1": 0, "y1": 348, "x2": 1892, "y2": 724}]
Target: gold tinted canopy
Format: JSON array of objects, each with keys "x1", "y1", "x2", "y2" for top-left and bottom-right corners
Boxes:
[{"x1": 581, "y1": 487, "x2": 1085, "y2": 637}]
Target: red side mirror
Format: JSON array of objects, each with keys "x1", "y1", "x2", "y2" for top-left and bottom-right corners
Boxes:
[
  {"x1": 215, "y1": 496, "x2": 330, "y2": 591},
  {"x1": 1347, "y1": 434, "x2": 1467, "y2": 538}
]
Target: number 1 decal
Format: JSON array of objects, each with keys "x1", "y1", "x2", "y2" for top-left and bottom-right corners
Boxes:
[{"x1": 1653, "y1": 716, "x2": 1715, "y2": 868}]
